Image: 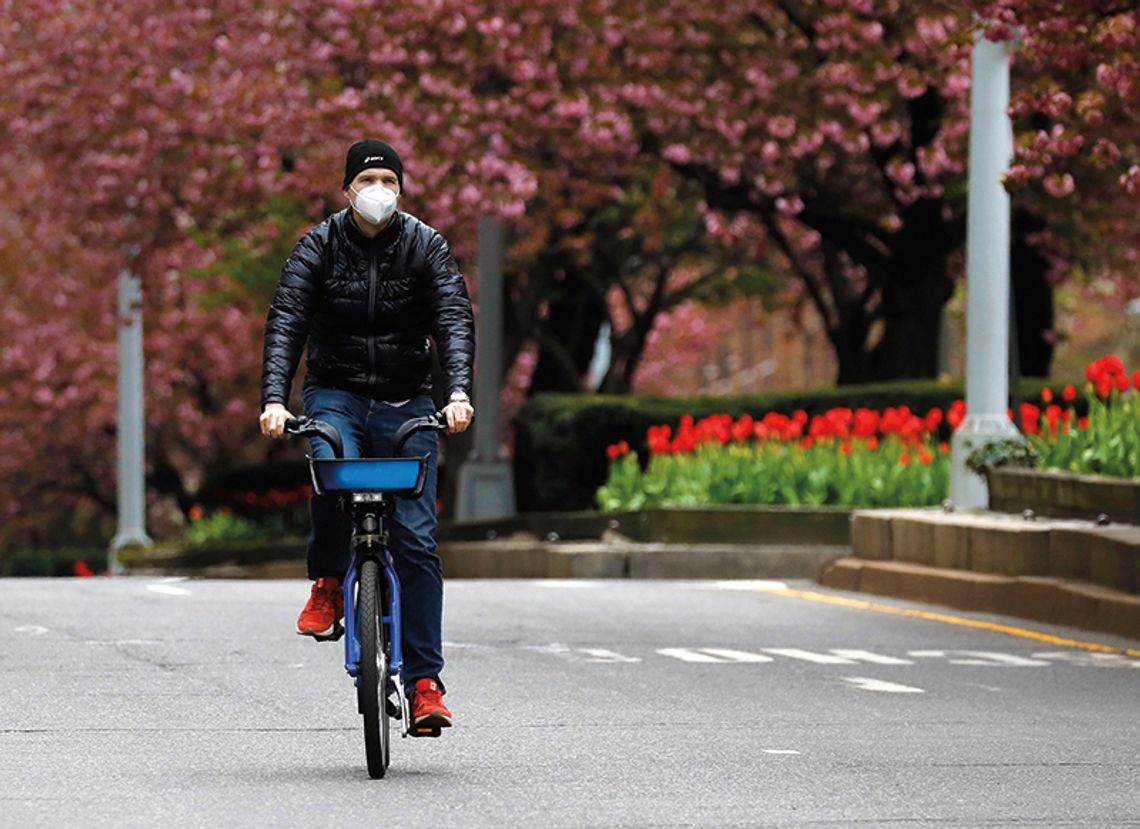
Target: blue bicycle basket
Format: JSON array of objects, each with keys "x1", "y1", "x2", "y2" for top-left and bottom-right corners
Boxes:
[{"x1": 309, "y1": 457, "x2": 427, "y2": 496}]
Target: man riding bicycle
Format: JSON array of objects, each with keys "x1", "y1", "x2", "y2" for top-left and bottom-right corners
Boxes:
[{"x1": 259, "y1": 139, "x2": 475, "y2": 733}]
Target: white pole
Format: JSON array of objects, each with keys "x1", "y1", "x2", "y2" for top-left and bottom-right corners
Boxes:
[
  {"x1": 110, "y1": 269, "x2": 152, "y2": 569},
  {"x1": 950, "y1": 34, "x2": 1021, "y2": 508}
]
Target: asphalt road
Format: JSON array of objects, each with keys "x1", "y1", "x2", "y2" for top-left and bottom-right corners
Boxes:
[{"x1": 2, "y1": 577, "x2": 1139, "y2": 828}]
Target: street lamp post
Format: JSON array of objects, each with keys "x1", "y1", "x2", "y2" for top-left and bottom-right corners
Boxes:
[
  {"x1": 950, "y1": 33, "x2": 1021, "y2": 508},
  {"x1": 109, "y1": 268, "x2": 152, "y2": 570},
  {"x1": 455, "y1": 216, "x2": 516, "y2": 520}
]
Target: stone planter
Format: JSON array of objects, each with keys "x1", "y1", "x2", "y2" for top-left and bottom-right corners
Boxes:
[
  {"x1": 988, "y1": 467, "x2": 1140, "y2": 524},
  {"x1": 439, "y1": 505, "x2": 853, "y2": 547}
]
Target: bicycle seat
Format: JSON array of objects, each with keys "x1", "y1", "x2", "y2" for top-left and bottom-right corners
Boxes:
[{"x1": 309, "y1": 457, "x2": 427, "y2": 496}]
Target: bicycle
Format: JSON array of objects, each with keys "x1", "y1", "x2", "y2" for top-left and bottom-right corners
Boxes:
[{"x1": 284, "y1": 410, "x2": 449, "y2": 779}]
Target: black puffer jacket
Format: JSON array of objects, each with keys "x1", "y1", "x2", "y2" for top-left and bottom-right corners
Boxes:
[{"x1": 261, "y1": 210, "x2": 474, "y2": 408}]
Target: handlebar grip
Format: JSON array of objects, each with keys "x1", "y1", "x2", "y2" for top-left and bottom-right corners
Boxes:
[
  {"x1": 393, "y1": 411, "x2": 450, "y2": 456},
  {"x1": 283, "y1": 416, "x2": 344, "y2": 459},
  {"x1": 283, "y1": 416, "x2": 308, "y2": 433}
]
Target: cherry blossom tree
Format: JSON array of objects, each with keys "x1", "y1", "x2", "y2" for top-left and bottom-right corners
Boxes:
[{"x1": 4, "y1": 0, "x2": 1139, "y2": 545}]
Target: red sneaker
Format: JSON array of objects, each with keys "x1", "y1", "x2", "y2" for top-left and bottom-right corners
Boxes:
[
  {"x1": 410, "y1": 678, "x2": 452, "y2": 734},
  {"x1": 296, "y1": 577, "x2": 343, "y2": 640}
]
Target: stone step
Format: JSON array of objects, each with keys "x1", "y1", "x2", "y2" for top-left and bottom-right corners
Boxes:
[
  {"x1": 820, "y1": 557, "x2": 1140, "y2": 642},
  {"x1": 852, "y1": 508, "x2": 1139, "y2": 594}
]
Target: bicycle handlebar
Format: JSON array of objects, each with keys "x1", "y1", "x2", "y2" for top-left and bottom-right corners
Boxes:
[
  {"x1": 284, "y1": 416, "x2": 345, "y2": 459},
  {"x1": 284, "y1": 410, "x2": 458, "y2": 459},
  {"x1": 393, "y1": 411, "x2": 451, "y2": 456}
]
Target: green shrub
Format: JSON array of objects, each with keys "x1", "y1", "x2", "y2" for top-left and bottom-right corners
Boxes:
[
  {"x1": 513, "y1": 378, "x2": 1061, "y2": 512},
  {"x1": 966, "y1": 438, "x2": 1039, "y2": 475},
  {"x1": 0, "y1": 547, "x2": 107, "y2": 577},
  {"x1": 182, "y1": 511, "x2": 272, "y2": 546}
]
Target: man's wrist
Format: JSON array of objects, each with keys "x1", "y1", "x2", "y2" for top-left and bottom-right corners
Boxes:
[{"x1": 448, "y1": 391, "x2": 470, "y2": 404}]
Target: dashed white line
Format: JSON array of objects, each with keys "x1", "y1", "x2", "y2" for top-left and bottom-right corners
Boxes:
[
  {"x1": 531, "y1": 580, "x2": 602, "y2": 589},
  {"x1": 699, "y1": 648, "x2": 774, "y2": 663},
  {"x1": 911, "y1": 650, "x2": 1049, "y2": 667},
  {"x1": 1034, "y1": 651, "x2": 1140, "y2": 669},
  {"x1": 147, "y1": 583, "x2": 191, "y2": 596},
  {"x1": 830, "y1": 649, "x2": 914, "y2": 665},
  {"x1": 578, "y1": 648, "x2": 641, "y2": 663},
  {"x1": 762, "y1": 749, "x2": 802, "y2": 755},
  {"x1": 657, "y1": 648, "x2": 725, "y2": 663},
  {"x1": 843, "y1": 677, "x2": 925, "y2": 694},
  {"x1": 763, "y1": 648, "x2": 856, "y2": 665},
  {"x1": 14, "y1": 625, "x2": 49, "y2": 635}
]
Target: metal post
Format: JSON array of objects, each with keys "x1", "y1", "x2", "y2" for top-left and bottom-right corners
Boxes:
[
  {"x1": 110, "y1": 270, "x2": 152, "y2": 569},
  {"x1": 456, "y1": 216, "x2": 516, "y2": 520},
  {"x1": 950, "y1": 34, "x2": 1021, "y2": 509}
]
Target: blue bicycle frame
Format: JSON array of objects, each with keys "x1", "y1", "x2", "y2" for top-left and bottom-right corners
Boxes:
[{"x1": 342, "y1": 546, "x2": 403, "y2": 682}]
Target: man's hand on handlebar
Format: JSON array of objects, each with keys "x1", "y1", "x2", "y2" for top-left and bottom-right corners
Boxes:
[
  {"x1": 260, "y1": 403, "x2": 294, "y2": 439},
  {"x1": 442, "y1": 400, "x2": 474, "y2": 435}
]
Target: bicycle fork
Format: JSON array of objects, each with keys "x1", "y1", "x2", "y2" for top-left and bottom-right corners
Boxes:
[{"x1": 343, "y1": 545, "x2": 410, "y2": 737}]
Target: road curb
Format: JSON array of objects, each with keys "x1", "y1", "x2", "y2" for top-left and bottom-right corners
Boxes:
[
  {"x1": 820, "y1": 557, "x2": 1140, "y2": 641},
  {"x1": 124, "y1": 538, "x2": 849, "y2": 581}
]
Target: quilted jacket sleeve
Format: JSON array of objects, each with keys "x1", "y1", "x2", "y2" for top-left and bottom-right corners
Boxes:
[
  {"x1": 260, "y1": 228, "x2": 323, "y2": 408},
  {"x1": 425, "y1": 232, "x2": 475, "y2": 399}
]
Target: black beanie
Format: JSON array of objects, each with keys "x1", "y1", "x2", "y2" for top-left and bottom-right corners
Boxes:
[{"x1": 342, "y1": 139, "x2": 404, "y2": 190}]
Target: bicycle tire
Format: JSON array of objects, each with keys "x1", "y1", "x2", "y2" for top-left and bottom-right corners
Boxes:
[{"x1": 358, "y1": 558, "x2": 390, "y2": 778}]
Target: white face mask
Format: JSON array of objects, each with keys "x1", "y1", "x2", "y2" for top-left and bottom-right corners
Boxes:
[{"x1": 351, "y1": 183, "x2": 399, "y2": 225}]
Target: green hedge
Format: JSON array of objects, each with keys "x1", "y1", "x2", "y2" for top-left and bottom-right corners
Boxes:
[
  {"x1": 512, "y1": 378, "x2": 1070, "y2": 512},
  {"x1": 0, "y1": 547, "x2": 108, "y2": 577}
]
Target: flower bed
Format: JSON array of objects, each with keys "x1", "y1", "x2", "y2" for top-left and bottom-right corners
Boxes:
[
  {"x1": 597, "y1": 354, "x2": 1140, "y2": 511},
  {"x1": 598, "y1": 407, "x2": 956, "y2": 510},
  {"x1": 1021, "y1": 356, "x2": 1140, "y2": 478}
]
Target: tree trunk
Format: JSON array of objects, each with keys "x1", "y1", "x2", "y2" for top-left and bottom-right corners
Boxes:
[
  {"x1": 1011, "y1": 211, "x2": 1054, "y2": 377},
  {"x1": 527, "y1": 275, "x2": 609, "y2": 394}
]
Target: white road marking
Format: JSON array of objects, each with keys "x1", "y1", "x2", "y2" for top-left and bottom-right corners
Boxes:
[
  {"x1": 713, "y1": 581, "x2": 789, "y2": 591},
  {"x1": 764, "y1": 648, "x2": 857, "y2": 665},
  {"x1": 1034, "y1": 651, "x2": 1140, "y2": 669},
  {"x1": 699, "y1": 648, "x2": 774, "y2": 663},
  {"x1": 843, "y1": 677, "x2": 925, "y2": 694},
  {"x1": 531, "y1": 580, "x2": 601, "y2": 589},
  {"x1": 147, "y1": 583, "x2": 191, "y2": 596},
  {"x1": 762, "y1": 749, "x2": 801, "y2": 755},
  {"x1": 85, "y1": 639, "x2": 159, "y2": 646},
  {"x1": 578, "y1": 648, "x2": 641, "y2": 663},
  {"x1": 909, "y1": 650, "x2": 1049, "y2": 666},
  {"x1": 944, "y1": 651, "x2": 1051, "y2": 667},
  {"x1": 525, "y1": 643, "x2": 588, "y2": 662},
  {"x1": 14, "y1": 625, "x2": 49, "y2": 635},
  {"x1": 657, "y1": 648, "x2": 725, "y2": 663},
  {"x1": 830, "y1": 649, "x2": 914, "y2": 665},
  {"x1": 442, "y1": 641, "x2": 490, "y2": 649}
]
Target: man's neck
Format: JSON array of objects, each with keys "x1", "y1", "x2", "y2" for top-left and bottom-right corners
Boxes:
[{"x1": 351, "y1": 210, "x2": 393, "y2": 238}]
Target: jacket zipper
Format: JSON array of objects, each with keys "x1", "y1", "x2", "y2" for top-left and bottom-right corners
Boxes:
[{"x1": 367, "y1": 249, "x2": 378, "y2": 394}]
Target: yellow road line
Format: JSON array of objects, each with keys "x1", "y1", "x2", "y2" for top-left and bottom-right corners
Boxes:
[{"x1": 756, "y1": 586, "x2": 1140, "y2": 659}]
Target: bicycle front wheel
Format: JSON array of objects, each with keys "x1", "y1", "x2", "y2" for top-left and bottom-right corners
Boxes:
[{"x1": 358, "y1": 558, "x2": 390, "y2": 779}]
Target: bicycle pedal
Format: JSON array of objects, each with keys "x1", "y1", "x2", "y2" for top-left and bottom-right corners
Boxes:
[{"x1": 409, "y1": 726, "x2": 442, "y2": 738}]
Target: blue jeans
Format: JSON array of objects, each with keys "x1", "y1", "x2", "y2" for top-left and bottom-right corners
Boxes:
[{"x1": 302, "y1": 386, "x2": 444, "y2": 690}]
